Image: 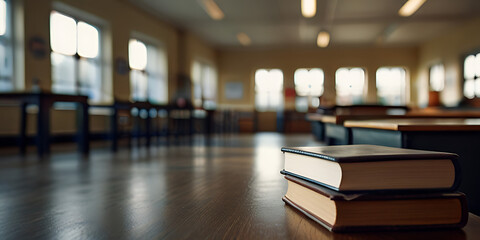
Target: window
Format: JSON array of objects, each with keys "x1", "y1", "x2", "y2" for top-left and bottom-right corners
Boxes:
[
  {"x1": 429, "y1": 64, "x2": 445, "y2": 92},
  {"x1": 294, "y1": 68, "x2": 323, "y2": 112},
  {"x1": 0, "y1": 0, "x2": 6, "y2": 36},
  {"x1": 129, "y1": 38, "x2": 168, "y2": 104},
  {"x1": 192, "y1": 61, "x2": 217, "y2": 109},
  {"x1": 255, "y1": 69, "x2": 283, "y2": 111},
  {"x1": 50, "y1": 11, "x2": 104, "y2": 102},
  {"x1": 463, "y1": 53, "x2": 480, "y2": 99},
  {"x1": 376, "y1": 67, "x2": 406, "y2": 105},
  {"x1": 0, "y1": 0, "x2": 13, "y2": 91},
  {"x1": 335, "y1": 67, "x2": 365, "y2": 105}
]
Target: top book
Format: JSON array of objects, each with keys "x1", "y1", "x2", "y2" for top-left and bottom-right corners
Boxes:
[{"x1": 281, "y1": 145, "x2": 460, "y2": 192}]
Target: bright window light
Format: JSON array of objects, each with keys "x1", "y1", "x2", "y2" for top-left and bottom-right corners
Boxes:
[
  {"x1": 464, "y1": 55, "x2": 476, "y2": 79},
  {"x1": 376, "y1": 67, "x2": 406, "y2": 105},
  {"x1": 50, "y1": 11, "x2": 77, "y2": 56},
  {"x1": 464, "y1": 79, "x2": 475, "y2": 99},
  {"x1": 294, "y1": 68, "x2": 324, "y2": 97},
  {"x1": 464, "y1": 54, "x2": 480, "y2": 99},
  {"x1": 129, "y1": 39, "x2": 147, "y2": 70},
  {"x1": 130, "y1": 41, "x2": 169, "y2": 104},
  {"x1": 0, "y1": 0, "x2": 6, "y2": 36},
  {"x1": 255, "y1": 69, "x2": 284, "y2": 111},
  {"x1": 255, "y1": 69, "x2": 283, "y2": 92},
  {"x1": 77, "y1": 21, "x2": 99, "y2": 58},
  {"x1": 429, "y1": 64, "x2": 445, "y2": 92},
  {"x1": 335, "y1": 67, "x2": 365, "y2": 105}
]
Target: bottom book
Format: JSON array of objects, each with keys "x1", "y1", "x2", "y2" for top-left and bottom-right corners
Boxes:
[{"x1": 283, "y1": 175, "x2": 468, "y2": 232}]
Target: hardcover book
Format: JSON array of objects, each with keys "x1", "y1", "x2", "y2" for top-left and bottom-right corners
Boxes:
[
  {"x1": 283, "y1": 175, "x2": 468, "y2": 232},
  {"x1": 281, "y1": 144, "x2": 460, "y2": 192}
]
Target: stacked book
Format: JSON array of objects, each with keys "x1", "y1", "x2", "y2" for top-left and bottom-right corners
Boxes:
[{"x1": 281, "y1": 144, "x2": 468, "y2": 232}]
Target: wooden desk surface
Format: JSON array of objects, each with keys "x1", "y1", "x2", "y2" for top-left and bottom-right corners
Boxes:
[
  {"x1": 307, "y1": 114, "x2": 403, "y2": 125},
  {"x1": 407, "y1": 108, "x2": 480, "y2": 118},
  {"x1": 0, "y1": 134, "x2": 479, "y2": 239},
  {"x1": 344, "y1": 118, "x2": 480, "y2": 131},
  {"x1": 307, "y1": 110, "x2": 480, "y2": 125}
]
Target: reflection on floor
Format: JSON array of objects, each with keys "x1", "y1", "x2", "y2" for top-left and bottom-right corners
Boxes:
[{"x1": 0, "y1": 133, "x2": 321, "y2": 239}]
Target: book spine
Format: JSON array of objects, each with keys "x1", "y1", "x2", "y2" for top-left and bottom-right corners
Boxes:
[{"x1": 283, "y1": 195, "x2": 469, "y2": 232}]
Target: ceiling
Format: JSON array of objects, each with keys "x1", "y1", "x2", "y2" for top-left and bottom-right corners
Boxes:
[{"x1": 128, "y1": 0, "x2": 480, "y2": 49}]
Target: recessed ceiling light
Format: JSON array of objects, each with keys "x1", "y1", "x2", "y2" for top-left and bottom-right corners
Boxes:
[
  {"x1": 237, "y1": 33, "x2": 251, "y2": 46},
  {"x1": 200, "y1": 0, "x2": 224, "y2": 20},
  {"x1": 317, "y1": 31, "x2": 330, "y2": 48},
  {"x1": 301, "y1": 0, "x2": 316, "y2": 18},
  {"x1": 399, "y1": 0, "x2": 427, "y2": 17}
]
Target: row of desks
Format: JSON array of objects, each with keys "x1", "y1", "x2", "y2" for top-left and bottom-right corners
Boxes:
[
  {"x1": 0, "y1": 92, "x2": 199, "y2": 157},
  {"x1": 307, "y1": 112, "x2": 480, "y2": 215}
]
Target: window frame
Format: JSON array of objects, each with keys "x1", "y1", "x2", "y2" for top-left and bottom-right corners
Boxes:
[
  {"x1": 191, "y1": 60, "x2": 218, "y2": 110},
  {"x1": 293, "y1": 68, "x2": 324, "y2": 112},
  {"x1": 335, "y1": 67, "x2": 366, "y2": 106},
  {"x1": 50, "y1": 5, "x2": 108, "y2": 104},
  {"x1": 462, "y1": 50, "x2": 480, "y2": 101},
  {"x1": 429, "y1": 63, "x2": 445, "y2": 92},
  {"x1": 0, "y1": 0, "x2": 14, "y2": 92},
  {"x1": 375, "y1": 66, "x2": 407, "y2": 106},
  {"x1": 129, "y1": 37, "x2": 168, "y2": 104},
  {"x1": 254, "y1": 68, "x2": 284, "y2": 112}
]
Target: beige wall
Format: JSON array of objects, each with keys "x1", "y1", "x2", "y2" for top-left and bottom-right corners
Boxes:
[
  {"x1": 218, "y1": 46, "x2": 418, "y2": 110},
  {"x1": 0, "y1": 0, "x2": 217, "y2": 135},
  {"x1": 417, "y1": 17, "x2": 480, "y2": 107}
]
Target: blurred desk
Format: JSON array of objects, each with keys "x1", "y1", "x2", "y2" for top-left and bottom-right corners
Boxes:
[
  {"x1": 345, "y1": 118, "x2": 480, "y2": 215},
  {"x1": 0, "y1": 92, "x2": 89, "y2": 157},
  {"x1": 94, "y1": 101, "x2": 168, "y2": 151},
  {"x1": 308, "y1": 109, "x2": 480, "y2": 145},
  {"x1": 307, "y1": 114, "x2": 404, "y2": 145}
]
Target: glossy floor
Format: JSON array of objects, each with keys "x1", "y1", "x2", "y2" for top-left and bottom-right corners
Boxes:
[{"x1": 0, "y1": 133, "x2": 479, "y2": 239}]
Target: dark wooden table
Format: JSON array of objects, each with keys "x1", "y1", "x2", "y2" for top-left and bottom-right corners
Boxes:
[
  {"x1": 345, "y1": 118, "x2": 480, "y2": 216},
  {"x1": 309, "y1": 110, "x2": 480, "y2": 145},
  {"x1": 307, "y1": 105, "x2": 409, "y2": 143},
  {"x1": 0, "y1": 91, "x2": 89, "y2": 157},
  {"x1": 0, "y1": 134, "x2": 479, "y2": 239},
  {"x1": 308, "y1": 114, "x2": 408, "y2": 145}
]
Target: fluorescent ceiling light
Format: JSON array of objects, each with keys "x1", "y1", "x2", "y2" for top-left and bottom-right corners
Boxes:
[
  {"x1": 301, "y1": 0, "x2": 316, "y2": 18},
  {"x1": 399, "y1": 0, "x2": 427, "y2": 17},
  {"x1": 317, "y1": 31, "x2": 330, "y2": 48},
  {"x1": 200, "y1": 0, "x2": 224, "y2": 20},
  {"x1": 237, "y1": 32, "x2": 251, "y2": 46}
]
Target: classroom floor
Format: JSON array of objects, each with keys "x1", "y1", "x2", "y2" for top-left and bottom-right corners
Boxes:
[{"x1": 0, "y1": 133, "x2": 322, "y2": 239}]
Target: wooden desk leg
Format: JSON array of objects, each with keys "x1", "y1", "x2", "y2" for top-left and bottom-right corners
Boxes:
[
  {"x1": 19, "y1": 103, "x2": 28, "y2": 155},
  {"x1": 111, "y1": 108, "x2": 118, "y2": 152},
  {"x1": 76, "y1": 102, "x2": 89, "y2": 155},
  {"x1": 37, "y1": 99, "x2": 50, "y2": 157}
]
